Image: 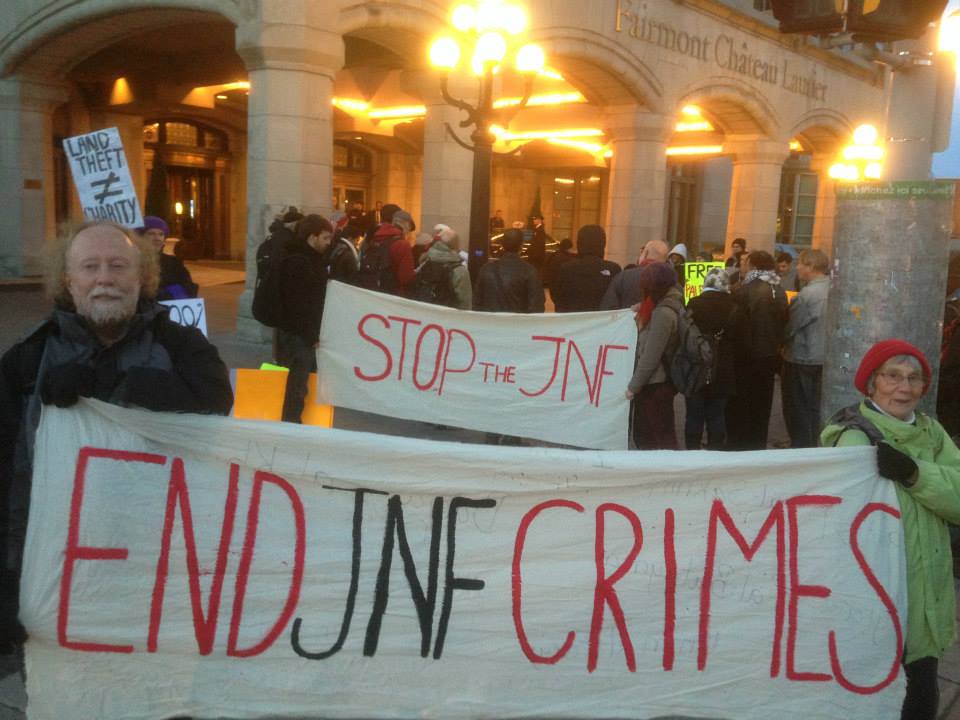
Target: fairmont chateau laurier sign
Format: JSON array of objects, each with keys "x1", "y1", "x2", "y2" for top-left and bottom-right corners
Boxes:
[{"x1": 615, "y1": 0, "x2": 828, "y2": 102}]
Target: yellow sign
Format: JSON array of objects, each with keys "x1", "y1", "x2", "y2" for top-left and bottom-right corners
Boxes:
[
  {"x1": 232, "y1": 368, "x2": 334, "y2": 427},
  {"x1": 683, "y1": 261, "x2": 724, "y2": 302}
]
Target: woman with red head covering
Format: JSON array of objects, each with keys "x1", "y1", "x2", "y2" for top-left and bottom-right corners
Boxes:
[
  {"x1": 624, "y1": 262, "x2": 683, "y2": 449},
  {"x1": 821, "y1": 339, "x2": 960, "y2": 720}
]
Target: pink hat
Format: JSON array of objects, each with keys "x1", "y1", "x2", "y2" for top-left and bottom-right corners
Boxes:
[{"x1": 854, "y1": 339, "x2": 932, "y2": 395}]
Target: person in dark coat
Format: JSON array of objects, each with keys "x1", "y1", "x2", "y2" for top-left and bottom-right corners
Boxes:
[
  {"x1": 138, "y1": 215, "x2": 198, "y2": 301},
  {"x1": 542, "y1": 237, "x2": 575, "y2": 302},
  {"x1": 725, "y1": 250, "x2": 788, "y2": 450},
  {"x1": 600, "y1": 239, "x2": 669, "y2": 310},
  {"x1": 526, "y1": 214, "x2": 548, "y2": 274},
  {"x1": 0, "y1": 220, "x2": 233, "y2": 654},
  {"x1": 275, "y1": 214, "x2": 334, "y2": 423},
  {"x1": 552, "y1": 225, "x2": 621, "y2": 312},
  {"x1": 473, "y1": 228, "x2": 544, "y2": 313},
  {"x1": 684, "y1": 267, "x2": 738, "y2": 449}
]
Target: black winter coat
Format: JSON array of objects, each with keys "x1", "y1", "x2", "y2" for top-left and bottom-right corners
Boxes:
[
  {"x1": 474, "y1": 253, "x2": 544, "y2": 313},
  {"x1": 277, "y1": 236, "x2": 328, "y2": 344},
  {"x1": 687, "y1": 290, "x2": 738, "y2": 398},
  {"x1": 552, "y1": 256, "x2": 622, "y2": 312},
  {"x1": 157, "y1": 253, "x2": 198, "y2": 300},
  {"x1": 732, "y1": 278, "x2": 788, "y2": 362}
]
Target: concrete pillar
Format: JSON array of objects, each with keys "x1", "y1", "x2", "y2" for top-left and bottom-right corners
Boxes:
[
  {"x1": 412, "y1": 69, "x2": 475, "y2": 241},
  {"x1": 809, "y1": 154, "x2": 837, "y2": 259},
  {"x1": 0, "y1": 76, "x2": 67, "y2": 277},
  {"x1": 603, "y1": 106, "x2": 671, "y2": 268},
  {"x1": 723, "y1": 137, "x2": 789, "y2": 256},
  {"x1": 235, "y1": 6, "x2": 343, "y2": 341}
]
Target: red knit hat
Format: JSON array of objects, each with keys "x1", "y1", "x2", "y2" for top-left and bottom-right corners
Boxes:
[{"x1": 854, "y1": 339, "x2": 932, "y2": 395}]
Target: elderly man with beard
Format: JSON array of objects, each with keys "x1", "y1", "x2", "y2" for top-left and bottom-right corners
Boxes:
[{"x1": 0, "y1": 220, "x2": 233, "y2": 654}]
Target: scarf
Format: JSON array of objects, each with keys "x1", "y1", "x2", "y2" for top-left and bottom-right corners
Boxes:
[{"x1": 743, "y1": 269, "x2": 780, "y2": 286}]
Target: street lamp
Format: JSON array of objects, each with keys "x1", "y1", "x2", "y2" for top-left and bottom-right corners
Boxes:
[
  {"x1": 828, "y1": 123, "x2": 885, "y2": 181},
  {"x1": 429, "y1": 1, "x2": 546, "y2": 279}
]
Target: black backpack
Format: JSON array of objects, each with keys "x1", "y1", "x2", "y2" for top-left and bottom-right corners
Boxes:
[
  {"x1": 251, "y1": 232, "x2": 288, "y2": 327},
  {"x1": 357, "y1": 235, "x2": 397, "y2": 292},
  {"x1": 825, "y1": 404, "x2": 884, "y2": 446},
  {"x1": 666, "y1": 306, "x2": 716, "y2": 396},
  {"x1": 414, "y1": 260, "x2": 459, "y2": 307}
]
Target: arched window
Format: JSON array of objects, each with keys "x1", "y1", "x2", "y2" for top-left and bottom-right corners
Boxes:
[{"x1": 143, "y1": 120, "x2": 228, "y2": 152}]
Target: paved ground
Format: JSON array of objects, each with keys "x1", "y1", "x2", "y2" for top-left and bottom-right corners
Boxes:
[{"x1": 1, "y1": 266, "x2": 959, "y2": 718}]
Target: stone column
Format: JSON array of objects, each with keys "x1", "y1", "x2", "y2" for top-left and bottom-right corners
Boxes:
[
  {"x1": 235, "y1": 8, "x2": 343, "y2": 341},
  {"x1": 410, "y1": 69, "x2": 475, "y2": 240},
  {"x1": 0, "y1": 76, "x2": 67, "y2": 277},
  {"x1": 809, "y1": 154, "x2": 837, "y2": 258},
  {"x1": 603, "y1": 106, "x2": 671, "y2": 268},
  {"x1": 723, "y1": 137, "x2": 789, "y2": 256}
]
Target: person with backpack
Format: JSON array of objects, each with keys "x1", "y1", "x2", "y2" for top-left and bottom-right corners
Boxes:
[
  {"x1": 327, "y1": 224, "x2": 360, "y2": 285},
  {"x1": 414, "y1": 226, "x2": 471, "y2": 309},
  {"x1": 274, "y1": 214, "x2": 334, "y2": 423},
  {"x1": 684, "y1": 267, "x2": 737, "y2": 449},
  {"x1": 624, "y1": 262, "x2": 683, "y2": 450},
  {"x1": 356, "y1": 204, "x2": 415, "y2": 296},
  {"x1": 551, "y1": 224, "x2": 621, "y2": 312},
  {"x1": 725, "y1": 250, "x2": 788, "y2": 450},
  {"x1": 821, "y1": 340, "x2": 960, "y2": 720},
  {"x1": 473, "y1": 228, "x2": 544, "y2": 313}
]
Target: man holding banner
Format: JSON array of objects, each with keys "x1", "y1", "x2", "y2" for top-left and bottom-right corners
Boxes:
[{"x1": 0, "y1": 220, "x2": 233, "y2": 652}]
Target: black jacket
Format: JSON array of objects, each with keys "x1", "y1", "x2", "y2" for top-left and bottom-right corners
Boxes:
[
  {"x1": 687, "y1": 290, "x2": 738, "y2": 397},
  {"x1": 733, "y1": 278, "x2": 788, "y2": 362},
  {"x1": 277, "y1": 236, "x2": 328, "y2": 344},
  {"x1": 553, "y1": 256, "x2": 621, "y2": 312},
  {"x1": 473, "y1": 253, "x2": 544, "y2": 313},
  {"x1": 157, "y1": 253, "x2": 198, "y2": 300},
  {"x1": 600, "y1": 265, "x2": 644, "y2": 310}
]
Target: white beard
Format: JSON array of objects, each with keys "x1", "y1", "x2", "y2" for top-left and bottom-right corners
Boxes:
[{"x1": 77, "y1": 288, "x2": 138, "y2": 330}]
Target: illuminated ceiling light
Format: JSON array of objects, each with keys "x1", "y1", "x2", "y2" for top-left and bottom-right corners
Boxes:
[
  {"x1": 451, "y1": 4, "x2": 476, "y2": 31},
  {"x1": 220, "y1": 81, "x2": 250, "y2": 91},
  {"x1": 665, "y1": 145, "x2": 724, "y2": 156},
  {"x1": 547, "y1": 138, "x2": 611, "y2": 157},
  {"x1": 367, "y1": 105, "x2": 427, "y2": 119},
  {"x1": 109, "y1": 77, "x2": 133, "y2": 105},
  {"x1": 587, "y1": 176, "x2": 600, "y2": 182},
  {"x1": 497, "y1": 127, "x2": 605, "y2": 141},
  {"x1": 332, "y1": 97, "x2": 370, "y2": 113},
  {"x1": 789, "y1": 139, "x2": 804, "y2": 151},
  {"x1": 675, "y1": 120, "x2": 714, "y2": 132},
  {"x1": 430, "y1": 37, "x2": 461, "y2": 69},
  {"x1": 681, "y1": 105, "x2": 703, "y2": 118},
  {"x1": 852, "y1": 124, "x2": 879, "y2": 146},
  {"x1": 554, "y1": 177, "x2": 576, "y2": 184},
  {"x1": 492, "y1": 91, "x2": 585, "y2": 109},
  {"x1": 538, "y1": 68, "x2": 565, "y2": 81},
  {"x1": 216, "y1": 94, "x2": 228, "y2": 100},
  {"x1": 514, "y1": 43, "x2": 545, "y2": 73}
]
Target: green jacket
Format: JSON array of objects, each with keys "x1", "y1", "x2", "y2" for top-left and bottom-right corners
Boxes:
[{"x1": 821, "y1": 401, "x2": 960, "y2": 663}]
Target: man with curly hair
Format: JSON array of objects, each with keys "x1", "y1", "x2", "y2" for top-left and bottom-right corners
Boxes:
[{"x1": 0, "y1": 220, "x2": 233, "y2": 655}]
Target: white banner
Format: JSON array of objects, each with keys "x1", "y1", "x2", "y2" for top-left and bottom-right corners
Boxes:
[
  {"x1": 63, "y1": 127, "x2": 143, "y2": 228},
  {"x1": 159, "y1": 298, "x2": 208, "y2": 337},
  {"x1": 317, "y1": 281, "x2": 637, "y2": 449},
  {"x1": 22, "y1": 401, "x2": 906, "y2": 720}
]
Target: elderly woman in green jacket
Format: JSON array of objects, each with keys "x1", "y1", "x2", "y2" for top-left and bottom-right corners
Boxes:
[{"x1": 821, "y1": 339, "x2": 960, "y2": 720}]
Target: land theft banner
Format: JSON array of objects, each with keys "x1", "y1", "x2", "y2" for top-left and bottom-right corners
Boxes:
[{"x1": 21, "y1": 401, "x2": 907, "y2": 719}]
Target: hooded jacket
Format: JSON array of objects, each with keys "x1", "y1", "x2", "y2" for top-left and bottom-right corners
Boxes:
[
  {"x1": 628, "y1": 285, "x2": 684, "y2": 393},
  {"x1": 552, "y1": 230, "x2": 621, "y2": 312},
  {"x1": 420, "y1": 241, "x2": 472, "y2": 310},
  {"x1": 821, "y1": 402, "x2": 960, "y2": 663}
]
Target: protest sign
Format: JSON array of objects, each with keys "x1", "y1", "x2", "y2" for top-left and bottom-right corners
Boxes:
[
  {"x1": 22, "y1": 401, "x2": 906, "y2": 719},
  {"x1": 683, "y1": 261, "x2": 725, "y2": 302},
  {"x1": 317, "y1": 281, "x2": 636, "y2": 450},
  {"x1": 159, "y1": 298, "x2": 208, "y2": 336},
  {"x1": 62, "y1": 127, "x2": 143, "y2": 227}
]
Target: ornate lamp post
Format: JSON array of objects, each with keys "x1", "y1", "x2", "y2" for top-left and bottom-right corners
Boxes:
[{"x1": 429, "y1": 1, "x2": 546, "y2": 279}]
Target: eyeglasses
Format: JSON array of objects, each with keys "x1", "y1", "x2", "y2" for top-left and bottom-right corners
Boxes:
[{"x1": 877, "y1": 371, "x2": 925, "y2": 388}]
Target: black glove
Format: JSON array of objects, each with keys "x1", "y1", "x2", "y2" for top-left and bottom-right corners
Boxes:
[
  {"x1": 39, "y1": 364, "x2": 96, "y2": 407},
  {"x1": 876, "y1": 441, "x2": 918, "y2": 486}
]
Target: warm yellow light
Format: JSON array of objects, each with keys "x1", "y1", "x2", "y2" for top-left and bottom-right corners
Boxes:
[
  {"x1": 496, "y1": 127, "x2": 605, "y2": 141},
  {"x1": 665, "y1": 145, "x2": 724, "y2": 156},
  {"x1": 430, "y1": 37, "x2": 461, "y2": 70},
  {"x1": 539, "y1": 68, "x2": 565, "y2": 81},
  {"x1": 451, "y1": 4, "x2": 476, "y2": 31},
  {"x1": 332, "y1": 97, "x2": 370, "y2": 113},
  {"x1": 681, "y1": 105, "x2": 703, "y2": 118},
  {"x1": 940, "y1": 10, "x2": 960, "y2": 52},
  {"x1": 842, "y1": 144, "x2": 885, "y2": 161},
  {"x1": 216, "y1": 94, "x2": 228, "y2": 100},
  {"x1": 852, "y1": 124, "x2": 879, "y2": 146},
  {"x1": 675, "y1": 120, "x2": 714, "y2": 132},
  {"x1": 828, "y1": 163, "x2": 861, "y2": 181},
  {"x1": 174, "y1": 202, "x2": 184, "y2": 215},
  {"x1": 554, "y1": 177, "x2": 576, "y2": 184},
  {"x1": 547, "y1": 138, "x2": 611, "y2": 156},
  {"x1": 503, "y1": 4, "x2": 527, "y2": 34},
  {"x1": 515, "y1": 44, "x2": 546, "y2": 73},
  {"x1": 475, "y1": 0, "x2": 503, "y2": 31},
  {"x1": 864, "y1": 162, "x2": 883, "y2": 179},
  {"x1": 221, "y1": 81, "x2": 250, "y2": 91},
  {"x1": 789, "y1": 139, "x2": 803, "y2": 151},
  {"x1": 367, "y1": 105, "x2": 427, "y2": 119},
  {"x1": 109, "y1": 77, "x2": 133, "y2": 105},
  {"x1": 472, "y1": 32, "x2": 507, "y2": 74},
  {"x1": 493, "y1": 91, "x2": 585, "y2": 109}
]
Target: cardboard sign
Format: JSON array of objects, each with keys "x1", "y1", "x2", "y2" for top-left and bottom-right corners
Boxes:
[
  {"x1": 231, "y1": 368, "x2": 334, "y2": 427},
  {"x1": 683, "y1": 261, "x2": 725, "y2": 302},
  {"x1": 62, "y1": 127, "x2": 143, "y2": 228},
  {"x1": 159, "y1": 298, "x2": 207, "y2": 336},
  {"x1": 21, "y1": 401, "x2": 906, "y2": 720},
  {"x1": 316, "y1": 282, "x2": 637, "y2": 450}
]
